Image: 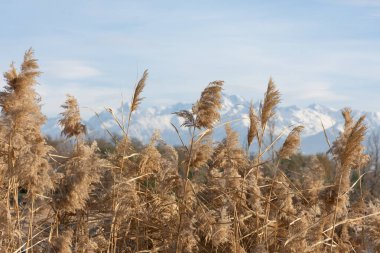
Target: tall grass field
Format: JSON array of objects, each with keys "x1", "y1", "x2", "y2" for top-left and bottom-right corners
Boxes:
[{"x1": 1, "y1": 50, "x2": 380, "y2": 253}]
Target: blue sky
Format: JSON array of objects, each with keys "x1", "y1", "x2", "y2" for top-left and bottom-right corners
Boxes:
[{"x1": 1, "y1": 0, "x2": 380, "y2": 118}]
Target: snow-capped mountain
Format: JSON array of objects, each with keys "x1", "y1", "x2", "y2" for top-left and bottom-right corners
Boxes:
[{"x1": 42, "y1": 93, "x2": 380, "y2": 154}]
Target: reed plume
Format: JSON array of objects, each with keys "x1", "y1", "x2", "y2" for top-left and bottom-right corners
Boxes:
[
  {"x1": 193, "y1": 80, "x2": 223, "y2": 129},
  {"x1": 122, "y1": 69, "x2": 148, "y2": 140},
  {"x1": 53, "y1": 142, "x2": 104, "y2": 213},
  {"x1": 328, "y1": 108, "x2": 369, "y2": 219},
  {"x1": 59, "y1": 95, "x2": 86, "y2": 138},
  {"x1": 278, "y1": 125, "x2": 304, "y2": 159},
  {"x1": 260, "y1": 78, "x2": 280, "y2": 132},
  {"x1": 130, "y1": 69, "x2": 148, "y2": 114},
  {"x1": 186, "y1": 130, "x2": 213, "y2": 169},
  {"x1": 0, "y1": 49, "x2": 55, "y2": 252},
  {"x1": 331, "y1": 108, "x2": 369, "y2": 171},
  {"x1": 0, "y1": 48, "x2": 53, "y2": 195},
  {"x1": 247, "y1": 101, "x2": 260, "y2": 148}
]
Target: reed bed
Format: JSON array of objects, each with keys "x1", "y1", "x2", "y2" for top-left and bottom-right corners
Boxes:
[{"x1": 1, "y1": 50, "x2": 380, "y2": 253}]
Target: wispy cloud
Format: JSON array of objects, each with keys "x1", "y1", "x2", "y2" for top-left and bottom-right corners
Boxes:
[
  {"x1": 37, "y1": 81, "x2": 123, "y2": 119},
  {"x1": 286, "y1": 82, "x2": 349, "y2": 102},
  {"x1": 42, "y1": 60, "x2": 101, "y2": 80}
]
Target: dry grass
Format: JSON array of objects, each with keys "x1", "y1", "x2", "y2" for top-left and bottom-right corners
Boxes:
[{"x1": 1, "y1": 50, "x2": 380, "y2": 253}]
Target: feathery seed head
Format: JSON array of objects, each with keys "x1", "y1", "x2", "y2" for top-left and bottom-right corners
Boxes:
[
  {"x1": 59, "y1": 94, "x2": 86, "y2": 138},
  {"x1": 187, "y1": 130, "x2": 213, "y2": 169},
  {"x1": 279, "y1": 126, "x2": 304, "y2": 159},
  {"x1": 331, "y1": 109, "x2": 369, "y2": 170},
  {"x1": 193, "y1": 80, "x2": 223, "y2": 129},
  {"x1": 261, "y1": 78, "x2": 281, "y2": 131},
  {"x1": 248, "y1": 101, "x2": 260, "y2": 148},
  {"x1": 130, "y1": 69, "x2": 148, "y2": 113}
]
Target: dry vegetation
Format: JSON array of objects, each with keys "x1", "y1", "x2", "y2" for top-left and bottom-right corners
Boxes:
[{"x1": 1, "y1": 50, "x2": 380, "y2": 253}]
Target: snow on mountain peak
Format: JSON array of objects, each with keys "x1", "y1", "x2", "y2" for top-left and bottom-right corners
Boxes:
[{"x1": 42, "y1": 93, "x2": 379, "y2": 154}]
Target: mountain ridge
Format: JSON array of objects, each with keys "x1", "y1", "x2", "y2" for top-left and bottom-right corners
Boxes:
[{"x1": 42, "y1": 93, "x2": 380, "y2": 154}]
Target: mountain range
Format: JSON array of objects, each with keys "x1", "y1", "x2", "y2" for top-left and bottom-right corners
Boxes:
[{"x1": 42, "y1": 94, "x2": 380, "y2": 154}]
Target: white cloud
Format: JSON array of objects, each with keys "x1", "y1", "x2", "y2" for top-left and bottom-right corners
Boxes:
[
  {"x1": 42, "y1": 60, "x2": 101, "y2": 80},
  {"x1": 37, "y1": 81, "x2": 124, "y2": 119},
  {"x1": 288, "y1": 82, "x2": 349, "y2": 101}
]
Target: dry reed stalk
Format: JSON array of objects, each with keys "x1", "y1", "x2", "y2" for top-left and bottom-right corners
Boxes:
[
  {"x1": 327, "y1": 108, "x2": 369, "y2": 252},
  {"x1": 98, "y1": 70, "x2": 149, "y2": 252},
  {"x1": 0, "y1": 49, "x2": 54, "y2": 252},
  {"x1": 174, "y1": 81, "x2": 223, "y2": 252},
  {"x1": 261, "y1": 126, "x2": 304, "y2": 250}
]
